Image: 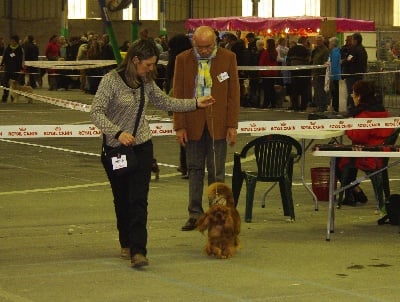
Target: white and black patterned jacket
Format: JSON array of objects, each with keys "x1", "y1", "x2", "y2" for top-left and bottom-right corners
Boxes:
[{"x1": 90, "y1": 69, "x2": 197, "y2": 147}]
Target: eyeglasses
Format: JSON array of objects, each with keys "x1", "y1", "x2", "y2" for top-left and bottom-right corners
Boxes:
[{"x1": 195, "y1": 43, "x2": 215, "y2": 50}]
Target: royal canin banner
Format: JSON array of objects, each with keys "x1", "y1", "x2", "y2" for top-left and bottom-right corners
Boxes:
[{"x1": 1, "y1": 118, "x2": 399, "y2": 138}]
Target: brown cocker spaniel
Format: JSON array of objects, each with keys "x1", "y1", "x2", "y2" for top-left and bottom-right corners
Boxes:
[{"x1": 196, "y1": 182, "x2": 241, "y2": 259}]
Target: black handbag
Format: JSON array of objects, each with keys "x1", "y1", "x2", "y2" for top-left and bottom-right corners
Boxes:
[
  {"x1": 105, "y1": 144, "x2": 138, "y2": 176},
  {"x1": 104, "y1": 83, "x2": 145, "y2": 176}
]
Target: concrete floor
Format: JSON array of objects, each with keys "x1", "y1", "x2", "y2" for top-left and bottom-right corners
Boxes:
[{"x1": 1, "y1": 85, "x2": 400, "y2": 302}]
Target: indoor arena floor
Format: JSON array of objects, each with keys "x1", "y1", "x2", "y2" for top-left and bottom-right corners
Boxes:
[{"x1": 1, "y1": 84, "x2": 400, "y2": 302}]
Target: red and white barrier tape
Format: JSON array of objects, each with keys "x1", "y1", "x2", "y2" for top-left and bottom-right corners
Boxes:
[
  {"x1": 1, "y1": 118, "x2": 400, "y2": 139},
  {"x1": 24, "y1": 60, "x2": 117, "y2": 70},
  {"x1": 1, "y1": 84, "x2": 399, "y2": 138},
  {"x1": 0, "y1": 86, "x2": 92, "y2": 112},
  {"x1": 237, "y1": 117, "x2": 400, "y2": 132}
]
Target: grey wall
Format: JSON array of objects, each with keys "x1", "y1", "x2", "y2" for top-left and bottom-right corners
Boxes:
[{"x1": 0, "y1": 0, "x2": 398, "y2": 56}]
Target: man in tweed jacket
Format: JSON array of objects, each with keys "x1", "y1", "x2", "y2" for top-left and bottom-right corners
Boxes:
[{"x1": 173, "y1": 26, "x2": 240, "y2": 231}]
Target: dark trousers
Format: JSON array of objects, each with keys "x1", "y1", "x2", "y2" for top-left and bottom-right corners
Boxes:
[
  {"x1": 291, "y1": 75, "x2": 310, "y2": 110},
  {"x1": 58, "y1": 70, "x2": 72, "y2": 89},
  {"x1": 101, "y1": 140, "x2": 153, "y2": 257},
  {"x1": 179, "y1": 145, "x2": 187, "y2": 172},
  {"x1": 336, "y1": 160, "x2": 358, "y2": 199},
  {"x1": 313, "y1": 76, "x2": 328, "y2": 111},
  {"x1": 185, "y1": 129, "x2": 227, "y2": 218},
  {"x1": 261, "y1": 77, "x2": 276, "y2": 108},
  {"x1": 1, "y1": 71, "x2": 24, "y2": 102},
  {"x1": 345, "y1": 75, "x2": 363, "y2": 110},
  {"x1": 26, "y1": 66, "x2": 39, "y2": 88},
  {"x1": 86, "y1": 68, "x2": 103, "y2": 94},
  {"x1": 330, "y1": 80, "x2": 339, "y2": 112}
]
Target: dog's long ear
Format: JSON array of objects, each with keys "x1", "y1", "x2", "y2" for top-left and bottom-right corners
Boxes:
[
  {"x1": 196, "y1": 214, "x2": 209, "y2": 232},
  {"x1": 231, "y1": 208, "x2": 241, "y2": 234}
]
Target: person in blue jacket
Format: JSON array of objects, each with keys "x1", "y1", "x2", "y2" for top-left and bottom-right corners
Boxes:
[{"x1": 328, "y1": 37, "x2": 342, "y2": 112}]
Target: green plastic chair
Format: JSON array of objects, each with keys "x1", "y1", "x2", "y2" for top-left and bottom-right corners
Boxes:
[
  {"x1": 378, "y1": 128, "x2": 400, "y2": 202},
  {"x1": 232, "y1": 134, "x2": 302, "y2": 222},
  {"x1": 338, "y1": 128, "x2": 400, "y2": 210}
]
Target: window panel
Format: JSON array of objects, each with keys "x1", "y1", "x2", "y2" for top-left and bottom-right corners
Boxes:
[
  {"x1": 123, "y1": 0, "x2": 158, "y2": 21},
  {"x1": 275, "y1": 0, "x2": 319, "y2": 17},
  {"x1": 243, "y1": 0, "x2": 320, "y2": 17},
  {"x1": 394, "y1": 0, "x2": 400, "y2": 26},
  {"x1": 68, "y1": 0, "x2": 86, "y2": 19},
  {"x1": 259, "y1": 0, "x2": 273, "y2": 17},
  {"x1": 242, "y1": 0, "x2": 252, "y2": 16}
]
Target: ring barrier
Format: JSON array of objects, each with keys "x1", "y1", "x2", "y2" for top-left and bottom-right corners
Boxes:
[
  {"x1": 23, "y1": 60, "x2": 117, "y2": 70},
  {"x1": 1, "y1": 62, "x2": 400, "y2": 139},
  {"x1": 3, "y1": 60, "x2": 399, "y2": 78},
  {"x1": 1, "y1": 117, "x2": 400, "y2": 139}
]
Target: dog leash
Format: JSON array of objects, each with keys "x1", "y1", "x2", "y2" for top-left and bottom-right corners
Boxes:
[{"x1": 209, "y1": 103, "x2": 221, "y2": 200}]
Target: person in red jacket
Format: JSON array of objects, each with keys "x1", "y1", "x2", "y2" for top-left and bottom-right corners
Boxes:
[
  {"x1": 258, "y1": 38, "x2": 279, "y2": 108},
  {"x1": 337, "y1": 80, "x2": 394, "y2": 206},
  {"x1": 44, "y1": 35, "x2": 61, "y2": 90}
]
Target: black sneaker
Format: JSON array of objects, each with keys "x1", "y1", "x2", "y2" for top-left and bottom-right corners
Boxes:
[
  {"x1": 177, "y1": 166, "x2": 187, "y2": 175},
  {"x1": 353, "y1": 189, "x2": 368, "y2": 204},
  {"x1": 341, "y1": 193, "x2": 357, "y2": 206},
  {"x1": 181, "y1": 218, "x2": 197, "y2": 231}
]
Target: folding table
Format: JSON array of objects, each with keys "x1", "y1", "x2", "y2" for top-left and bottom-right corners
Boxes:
[{"x1": 313, "y1": 149, "x2": 400, "y2": 240}]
